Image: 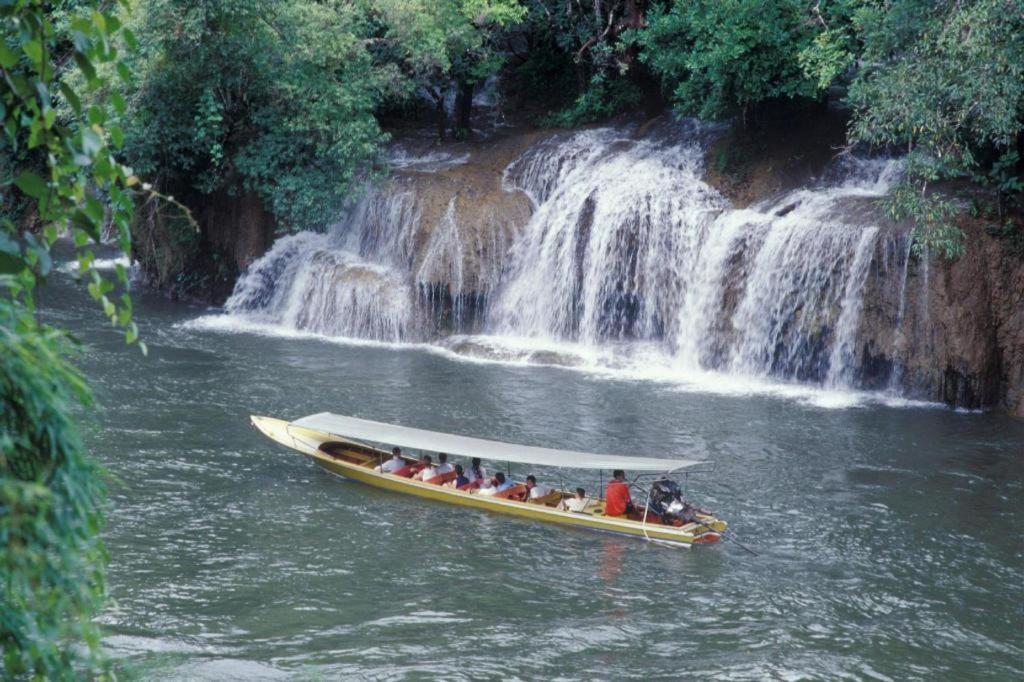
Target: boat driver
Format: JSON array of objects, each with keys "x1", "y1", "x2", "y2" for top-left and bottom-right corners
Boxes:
[
  {"x1": 375, "y1": 447, "x2": 405, "y2": 473},
  {"x1": 604, "y1": 470, "x2": 635, "y2": 517}
]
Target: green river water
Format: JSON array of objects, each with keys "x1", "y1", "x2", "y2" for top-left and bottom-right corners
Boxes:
[{"x1": 41, "y1": 265, "x2": 1023, "y2": 681}]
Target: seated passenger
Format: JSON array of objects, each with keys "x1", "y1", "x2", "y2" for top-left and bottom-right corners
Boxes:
[
  {"x1": 515, "y1": 474, "x2": 550, "y2": 501},
  {"x1": 510, "y1": 474, "x2": 537, "y2": 501},
  {"x1": 446, "y1": 464, "x2": 470, "y2": 489},
  {"x1": 412, "y1": 455, "x2": 437, "y2": 481},
  {"x1": 604, "y1": 470, "x2": 635, "y2": 517},
  {"x1": 465, "y1": 457, "x2": 486, "y2": 484},
  {"x1": 435, "y1": 452, "x2": 454, "y2": 475},
  {"x1": 477, "y1": 476, "x2": 497, "y2": 496},
  {"x1": 529, "y1": 481, "x2": 553, "y2": 501},
  {"x1": 559, "y1": 487, "x2": 589, "y2": 512},
  {"x1": 493, "y1": 471, "x2": 513, "y2": 493},
  {"x1": 374, "y1": 447, "x2": 405, "y2": 473}
]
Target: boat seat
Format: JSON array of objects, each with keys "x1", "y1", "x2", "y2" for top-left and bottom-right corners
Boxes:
[
  {"x1": 392, "y1": 463, "x2": 425, "y2": 478},
  {"x1": 425, "y1": 471, "x2": 458, "y2": 485},
  {"x1": 492, "y1": 484, "x2": 527, "y2": 500}
]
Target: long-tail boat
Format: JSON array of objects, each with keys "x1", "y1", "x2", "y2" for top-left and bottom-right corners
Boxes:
[{"x1": 251, "y1": 413, "x2": 726, "y2": 547}]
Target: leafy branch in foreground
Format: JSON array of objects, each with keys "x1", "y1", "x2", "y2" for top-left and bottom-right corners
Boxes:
[{"x1": 1, "y1": 0, "x2": 150, "y2": 677}]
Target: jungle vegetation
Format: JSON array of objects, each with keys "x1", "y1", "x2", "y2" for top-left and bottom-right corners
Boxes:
[
  {"x1": 119, "y1": 0, "x2": 1022, "y2": 271},
  {"x1": 0, "y1": 0, "x2": 1021, "y2": 675}
]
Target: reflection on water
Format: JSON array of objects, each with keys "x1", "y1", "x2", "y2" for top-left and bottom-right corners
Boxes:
[
  {"x1": 36, "y1": 268, "x2": 1024, "y2": 680},
  {"x1": 599, "y1": 540, "x2": 626, "y2": 588}
]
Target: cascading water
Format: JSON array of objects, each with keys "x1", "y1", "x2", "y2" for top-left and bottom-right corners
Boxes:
[
  {"x1": 203, "y1": 122, "x2": 910, "y2": 402},
  {"x1": 220, "y1": 169, "x2": 521, "y2": 341},
  {"x1": 491, "y1": 127, "x2": 901, "y2": 388}
]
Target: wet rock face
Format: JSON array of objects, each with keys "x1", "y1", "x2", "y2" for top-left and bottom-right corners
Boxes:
[{"x1": 856, "y1": 223, "x2": 1024, "y2": 416}]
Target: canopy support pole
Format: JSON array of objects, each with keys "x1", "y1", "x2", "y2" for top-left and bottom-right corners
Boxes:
[{"x1": 641, "y1": 484, "x2": 653, "y2": 541}]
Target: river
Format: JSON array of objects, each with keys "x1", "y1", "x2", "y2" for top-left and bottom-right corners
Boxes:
[{"x1": 42, "y1": 260, "x2": 1023, "y2": 680}]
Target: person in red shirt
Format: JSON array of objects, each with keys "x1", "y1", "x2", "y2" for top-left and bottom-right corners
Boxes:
[{"x1": 604, "y1": 469, "x2": 635, "y2": 517}]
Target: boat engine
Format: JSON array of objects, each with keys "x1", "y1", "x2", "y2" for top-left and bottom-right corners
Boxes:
[{"x1": 647, "y1": 479, "x2": 708, "y2": 525}]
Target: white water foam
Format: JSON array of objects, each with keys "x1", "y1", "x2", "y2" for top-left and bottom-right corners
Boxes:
[{"x1": 59, "y1": 254, "x2": 133, "y2": 274}]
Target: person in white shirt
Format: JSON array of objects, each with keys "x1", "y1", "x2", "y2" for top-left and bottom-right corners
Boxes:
[
  {"x1": 559, "y1": 487, "x2": 589, "y2": 512},
  {"x1": 434, "y1": 452, "x2": 454, "y2": 476},
  {"x1": 493, "y1": 471, "x2": 513, "y2": 492},
  {"x1": 374, "y1": 447, "x2": 405, "y2": 473},
  {"x1": 465, "y1": 457, "x2": 486, "y2": 484},
  {"x1": 413, "y1": 455, "x2": 438, "y2": 482},
  {"x1": 528, "y1": 483, "x2": 553, "y2": 500}
]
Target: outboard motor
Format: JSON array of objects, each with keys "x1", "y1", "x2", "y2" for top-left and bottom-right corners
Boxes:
[{"x1": 647, "y1": 478, "x2": 708, "y2": 525}]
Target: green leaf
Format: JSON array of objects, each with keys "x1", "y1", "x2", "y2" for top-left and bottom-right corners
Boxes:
[
  {"x1": 0, "y1": 251, "x2": 26, "y2": 274},
  {"x1": 59, "y1": 83, "x2": 82, "y2": 114},
  {"x1": 122, "y1": 28, "x2": 138, "y2": 50},
  {"x1": 22, "y1": 40, "x2": 42, "y2": 65},
  {"x1": 14, "y1": 171, "x2": 48, "y2": 199},
  {"x1": 0, "y1": 43, "x2": 18, "y2": 68},
  {"x1": 110, "y1": 91, "x2": 126, "y2": 115},
  {"x1": 74, "y1": 52, "x2": 97, "y2": 82}
]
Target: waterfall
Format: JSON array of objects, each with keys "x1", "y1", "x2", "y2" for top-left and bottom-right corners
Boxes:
[
  {"x1": 492, "y1": 130, "x2": 900, "y2": 387},
  {"x1": 225, "y1": 231, "x2": 417, "y2": 341},
  {"x1": 210, "y1": 122, "x2": 907, "y2": 399},
  {"x1": 493, "y1": 127, "x2": 727, "y2": 343},
  {"x1": 221, "y1": 164, "x2": 523, "y2": 341}
]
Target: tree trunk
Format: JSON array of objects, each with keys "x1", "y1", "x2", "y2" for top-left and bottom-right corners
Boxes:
[
  {"x1": 453, "y1": 80, "x2": 474, "y2": 139},
  {"x1": 435, "y1": 95, "x2": 447, "y2": 142}
]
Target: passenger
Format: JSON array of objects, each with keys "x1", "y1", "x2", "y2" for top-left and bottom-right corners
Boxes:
[
  {"x1": 446, "y1": 464, "x2": 470, "y2": 489},
  {"x1": 374, "y1": 447, "x2": 405, "y2": 473},
  {"x1": 435, "y1": 452, "x2": 454, "y2": 475},
  {"x1": 604, "y1": 470, "x2": 635, "y2": 517},
  {"x1": 465, "y1": 457, "x2": 487, "y2": 484},
  {"x1": 559, "y1": 487, "x2": 589, "y2": 512},
  {"x1": 511, "y1": 474, "x2": 537, "y2": 501},
  {"x1": 493, "y1": 471, "x2": 513, "y2": 493},
  {"x1": 530, "y1": 479, "x2": 553, "y2": 500},
  {"x1": 477, "y1": 475, "x2": 498, "y2": 496},
  {"x1": 412, "y1": 455, "x2": 437, "y2": 481}
]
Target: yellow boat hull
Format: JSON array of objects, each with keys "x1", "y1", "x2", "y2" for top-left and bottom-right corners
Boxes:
[{"x1": 251, "y1": 415, "x2": 726, "y2": 547}]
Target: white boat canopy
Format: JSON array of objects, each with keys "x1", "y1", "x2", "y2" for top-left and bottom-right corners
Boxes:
[{"x1": 290, "y1": 413, "x2": 704, "y2": 473}]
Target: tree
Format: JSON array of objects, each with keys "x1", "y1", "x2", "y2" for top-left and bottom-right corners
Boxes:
[
  {"x1": 803, "y1": 0, "x2": 1024, "y2": 257},
  {"x1": 1, "y1": 0, "x2": 144, "y2": 676},
  {"x1": 641, "y1": 0, "x2": 817, "y2": 125},
  {"x1": 511, "y1": 0, "x2": 656, "y2": 126},
  {"x1": 368, "y1": 0, "x2": 525, "y2": 139},
  {"x1": 124, "y1": 0, "x2": 390, "y2": 232}
]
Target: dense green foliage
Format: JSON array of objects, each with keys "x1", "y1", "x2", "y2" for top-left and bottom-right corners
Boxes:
[
  {"x1": 0, "y1": 297, "x2": 107, "y2": 679},
  {"x1": 125, "y1": 0, "x2": 389, "y2": 231},
  {"x1": 118, "y1": 0, "x2": 1022, "y2": 260},
  {"x1": 841, "y1": 0, "x2": 1024, "y2": 257},
  {"x1": 642, "y1": 0, "x2": 817, "y2": 122},
  {"x1": 122, "y1": 0, "x2": 525, "y2": 236},
  {"x1": 2, "y1": 0, "x2": 141, "y2": 676}
]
